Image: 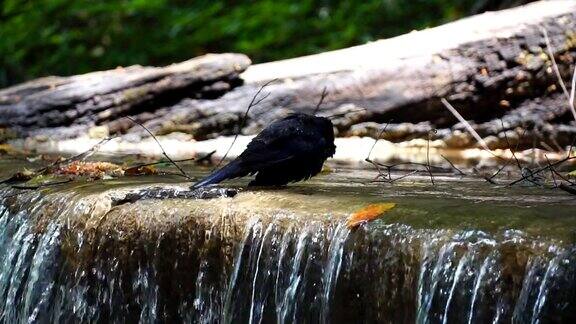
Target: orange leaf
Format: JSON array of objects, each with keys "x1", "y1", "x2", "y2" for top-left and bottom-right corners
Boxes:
[
  {"x1": 347, "y1": 203, "x2": 396, "y2": 229},
  {"x1": 54, "y1": 161, "x2": 123, "y2": 179}
]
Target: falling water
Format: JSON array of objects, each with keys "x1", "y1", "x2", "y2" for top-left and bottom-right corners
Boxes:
[{"x1": 0, "y1": 186, "x2": 575, "y2": 323}]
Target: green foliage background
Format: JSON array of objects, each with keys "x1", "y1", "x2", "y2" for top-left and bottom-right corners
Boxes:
[{"x1": 0, "y1": 0, "x2": 528, "y2": 87}]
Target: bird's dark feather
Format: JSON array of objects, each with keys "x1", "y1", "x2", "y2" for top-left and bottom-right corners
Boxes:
[{"x1": 192, "y1": 113, "x2": 336, "y2": 188}]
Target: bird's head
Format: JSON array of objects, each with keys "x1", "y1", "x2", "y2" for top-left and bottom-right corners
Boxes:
[
  {"x1": 311, "y1": 115, "x2": 336, "y2": 157},
  {"x1": 285, "y1": 113, "x2": 336, "y2": 157}
]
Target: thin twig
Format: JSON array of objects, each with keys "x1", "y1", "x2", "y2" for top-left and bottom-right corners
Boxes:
[
  {"x1": 569, "y1": 65, "x2": 576, "y2": 119},
  {"x1": 214, "y1": 79, "x2": 277, "y2": 170},
  {"x1": 124, "y1": 116, "x2": 193, "y2": 180},
  {"x1": 365, "y1": 158, "x2": 385, "y2": 178},
  {"x1": 366, "y1": 160, "x2": 453, "y2": 172},
  {"x1": 1, "y1": 137, "x2": 115, "y2": 185},
  {"x1": 158, "y1": 171, "x2": 202, "y2": 179},
  {"x1": 530, "y1": 132, "x2": 537, "y2": 166},
  {"x1": 364, "y1": 158, "x2": 456, "y2": 185},
  {"x1": 366, "y1": 120, "x2": 392, "y2": 162},
  {"x1": 488, "y1": 164, "x2": 508, "y2": 182},
  {"x1": 372, "y1": 170, "x2": 419, "y2": 183},
  {"x1": 313, "y1": 87, "x2": 329, "y2": 115},
  {"x1": 542, "y1": 26, "x2": 576, "y2": 122},
  {"x1": 541, "y1": 27, "x2": 571, "y2": 101},
  {"x1": 508, "y1": 155, "x2": 576, "y2": 186},
  {"x1": 544, "y1": 154, "x2": 558, "y2": 187},
  {"x1": 37, "y1": 137, "x2": 114, "y2": 174},
  {"x1": 364, "y1": 122, "x2": 402, "y2": 181},
  {"x1": 195, "y1": 150, "x2": 216, "y2": 164},
  {"x1": 550, "y1": 169, "x2": 576, "y2": 186},
  {"x1": 440, "y1": 98, "x2": 491, "y2": 152},
  {"x1": 126, "y1": 158, "x2": 197, "y2": 169},
  {"x1": 488, "y1": 127, "x2": 527, "y2": 181},
  {"x1": 559, "y1": 183, "x2": 576, "y2": 195},
  {"x1": 440, "y1": 155, "x2": 466, "y2": 175},
  {"x1": 11, "y1": 178, "x2": 73, "y2": 190},
  {"x1": 542, "y1": 150, "x2": 576, "y2": 186},
  {"x1": 473, "y1": 167, "x2": 498, "y2": 184},
  {"x1": 570, "y1": 64, "x2": 576, "y2": 122},
  {"x1": 124, "y1": 116, "x2": 192, "y2": 180},
  {"x1": 426, "y1": 131, "x2": 435, "y2": 185},
  {"x1": 500, "y1": 119, "x2": 522, "y2": 171},
  {"x1": 389, "y1": 170, "x2": 420, "y2": 183}
]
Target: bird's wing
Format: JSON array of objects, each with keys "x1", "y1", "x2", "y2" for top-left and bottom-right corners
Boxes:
[{"x1": 238, "y1": 131, "x2": 318, "y2": 170}]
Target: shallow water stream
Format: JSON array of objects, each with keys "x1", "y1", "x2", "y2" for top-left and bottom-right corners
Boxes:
[{"x1": 0, "y1": 158, "x2": 575, "y2": 323}]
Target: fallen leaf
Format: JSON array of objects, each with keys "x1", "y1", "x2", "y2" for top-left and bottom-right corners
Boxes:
[
  {"x1": 54, "y1": 161, "x2": 123, "y2": 179},
  {"x1": 347, "y1": 203, "x2": 396, "y2": 229}
]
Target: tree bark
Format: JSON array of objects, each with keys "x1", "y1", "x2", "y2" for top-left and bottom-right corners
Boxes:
[{"x1": 0, "y1": 54, "x2": 250, "y2": 139}]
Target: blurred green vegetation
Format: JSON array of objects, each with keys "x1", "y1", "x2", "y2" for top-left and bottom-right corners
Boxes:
[{"x1": 0, "y1": 0, "x2": 529, "y2": 87}]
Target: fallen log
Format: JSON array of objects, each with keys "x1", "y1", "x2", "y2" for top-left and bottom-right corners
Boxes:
[
  {"x1": 0, "y1": 54, "x2": 250, "y2": 138},
  {"x1": 1, "y1": 1, "x2": 576, "y2": 151},
  {"x1": 142, "y1": 0, "x2": 576, "y2": 149}
]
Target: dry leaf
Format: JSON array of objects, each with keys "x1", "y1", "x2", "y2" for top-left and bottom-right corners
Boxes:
[
  {"x1": 347, "y1": 203, "x2": 396, "y2": 228},
  {"x1": 54, "y1": 161, "x2": 123, "y2": 179}
]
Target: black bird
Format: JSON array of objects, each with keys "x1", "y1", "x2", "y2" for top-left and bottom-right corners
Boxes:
[{"x1": 192, "y1": 113, "x2": 336, "y2": 188}]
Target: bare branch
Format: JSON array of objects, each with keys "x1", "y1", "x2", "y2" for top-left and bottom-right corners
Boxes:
[
  {"x1": 544, "y1": 154, "x2": 558, "y2": 187},
  {"x1": 313, "y1": 86, "x2": 329, "y2": 115},
  {"x1": 367, "y1": 160, "x2": 452, "y2": 172},
  {"x1": 389, "y1": 170, "x2": 419, "y2": 183},
  {"x1": 124, "y1": 116, "x2": 192, "y2": 180},
  {"x1": 440, "y1": 98, "x2": 491, "y2": 152},
  {"x1": 11, "y1": 178, "x2": 73, "y2": 190},
  {"x1": 541, "y1": 27, "x2": 571, "y2": 101},
  {"x1": 488, "y1": 127, "x2": 527, "y2": 183},
  {"x1": 126, "y1": 158, "x2": 196, "y2": 169},
  {"x1": 195, "y1": 150, "x2": 217, "y2": 164},
  {"x1": 214, "y1": 79, "x2": 277, "y2": 169},
  {"x1": 570, "y1": 64, "x2": 576, "y2": 121},
  {"x1": 559, "y1": 183, "x2": 576, "y2": 195},
  {"x1": 440, "y1": 155, "x2": 466, "y2": 176},
  {"x1": 426, "y1": 130, "x2": 435, "y2": 185},
  {"x1": 500, "y1": 119, "x2": 522, "y2": 171},
  {"x1": 488, "y1": 163, "x2": 508, "y2": 182},
  {"x1": 507, "y1": 155, "x2": 576, "y2": 186},
  {"x1": 38, "y1": 137, "x2": 114, "y2": 174},
  {"x1": 541, "y1": 26, "x2": 576, "y2": 122},
  {"x1": 473, "y1": 167, "x2": 498, "y2": 184},
  {"x1": 365, "y1": 120, "x2": 392, "y2": 162},
  {"x1": 372, "y1": 170, "x2": 419, "y2": 183}
]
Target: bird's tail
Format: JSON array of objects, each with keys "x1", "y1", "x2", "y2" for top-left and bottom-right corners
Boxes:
[{"x1": 191, "y1": 160, "x2": 243, "y2": 189}]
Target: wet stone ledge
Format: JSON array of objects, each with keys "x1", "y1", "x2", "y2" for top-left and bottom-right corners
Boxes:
[{"x1": 0, "y1": 184, "x2": 575, "y2": 323}]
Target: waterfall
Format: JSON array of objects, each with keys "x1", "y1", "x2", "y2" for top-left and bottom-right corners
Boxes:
[{"x1": 0, "y1": 188, "x2": 575, "y2": 323}]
